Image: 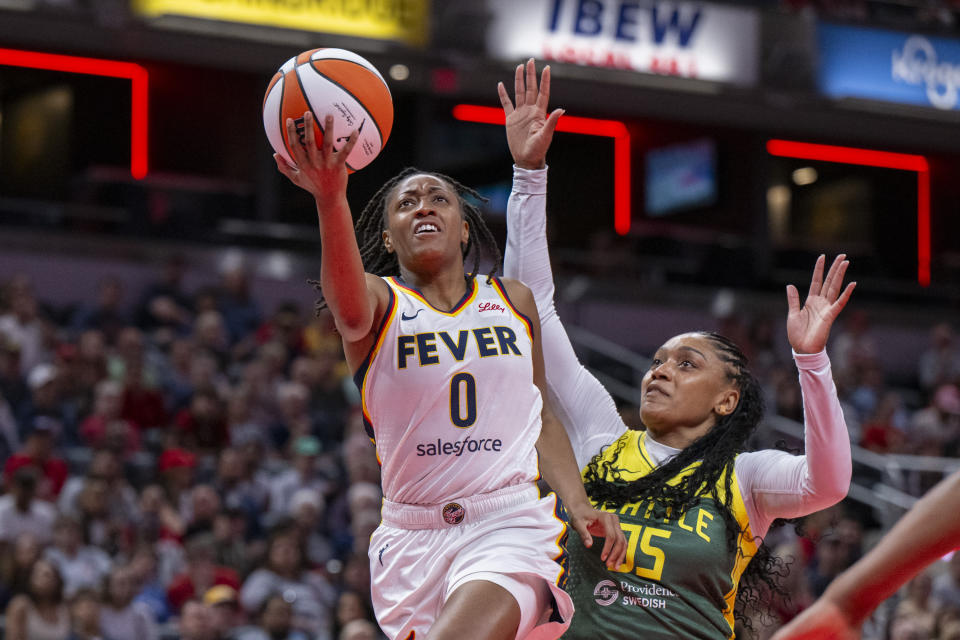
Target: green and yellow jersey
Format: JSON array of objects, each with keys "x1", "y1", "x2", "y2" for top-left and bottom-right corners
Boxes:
[{"x1": 564, "y1": 430, "x2": 758, "y2": 639}]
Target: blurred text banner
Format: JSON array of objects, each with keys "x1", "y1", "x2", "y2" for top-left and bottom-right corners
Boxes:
[
  {"x1": 819, "y1": 22, "x2": 960, "y2": 111},
  {"x1": 485, "y1": 0, "x2": 758, "y2": 86},
  {"x1": 132, "y1": 0, "x2": 429, "y2": 46}
]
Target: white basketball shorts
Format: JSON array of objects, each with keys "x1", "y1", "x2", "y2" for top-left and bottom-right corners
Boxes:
[{"x1": 369, "y1": 483, "x2": 574, "y2": 640}]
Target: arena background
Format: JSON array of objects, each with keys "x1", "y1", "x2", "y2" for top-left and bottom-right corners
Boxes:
[{"x1": 1, "y1": 1, "x2": 959, "y2": 638}]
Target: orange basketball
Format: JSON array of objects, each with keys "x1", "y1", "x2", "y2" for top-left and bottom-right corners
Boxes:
[{"x1": 263, "y1": 48, "x2": 393, "y2": 172}]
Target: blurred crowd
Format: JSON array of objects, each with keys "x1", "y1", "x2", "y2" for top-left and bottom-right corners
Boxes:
[
  {"x1": 1, "y1": 254, "x2": 959, "y2": 640},
  {"x1": 0, "y1": 257, "x2": 384, "y2": 640}
]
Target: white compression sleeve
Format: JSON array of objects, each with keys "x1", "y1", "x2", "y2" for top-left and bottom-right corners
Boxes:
[
  {"x1": 504, "y1": 165, "x2": 626, "y2": 468},
  {"x1": 735, "y1": 350, "x2": 851, "y2": 538}
]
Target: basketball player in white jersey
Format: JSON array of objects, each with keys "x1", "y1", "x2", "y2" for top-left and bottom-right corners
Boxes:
[{"x1": 273, "y1": 72, "x2": 626, "y2": 640}]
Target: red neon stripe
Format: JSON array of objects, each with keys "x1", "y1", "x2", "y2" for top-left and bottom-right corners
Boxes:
[
  {"x1": 0, "y1": 48, "x2": 149, "y2": 179},
  {"x1": 453, "y1": 104, "x2": 632, "y2": 235},
  {"x1": 767, "y1": 139, "x2": 930, "y2": 287},
  {"x1": 918, "y1": 170, "x2": 931, "y2": 287}
]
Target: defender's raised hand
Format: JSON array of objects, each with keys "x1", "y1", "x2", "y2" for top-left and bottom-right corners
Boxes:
[
  {"x1": 274, "y1": 111, "x2": 359, "y2": 207},
  {"x1": 786, "y1": 254, "x2": 857, "y2": 355},
  {"x1": 498, "y1": 58, "x2": 564, "y2": 170}
]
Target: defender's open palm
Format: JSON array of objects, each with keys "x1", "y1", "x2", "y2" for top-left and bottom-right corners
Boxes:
[
  {"x1": 498, "y1": 58, "x2": 563, "y2": 170},
  {"x1": 786, "y1": 254, "x2": 856, "y2": 355},
  {"x1": 274, "y1": 111, "x2": 359, "y2": 207}
]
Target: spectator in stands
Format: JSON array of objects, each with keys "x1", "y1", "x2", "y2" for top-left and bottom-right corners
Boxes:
[
  {"x1": 911, "y1": 383, "x2": 960, "y2": 453},
  {"x1": 71, "y1": 277, "x2": 128, "y2": 345},
  {"x1": 831, "y1": 309, "x2": 878, "y2": 386},
  {"x1": 158, "y1": 447, "x2": 197, "y2": 516},
  {"x1": 265, "y1": 435, "x2": 326, "y2": 527},
  {"x1": 5, "y1": 413, "x2": 68, "y2": 500},
  {"x1": 0, "y1": 466, "x2": 57, "y2": 546},
  {"x1": 174, "y1": 389, "x2": 228, "y2": 453},
  {"x1": 161, "y1": 337, "x2": 197, "y2": 410},
  {"x1": 217, "y1": 264, "x2": 262, "y2": 346},
  {"x1": 859, "y1": 391, "x2": 909, "y2": 454},
  {"x1": 204, "y1": 585, "x2": 244, "y2": 639},
  {"x1": 919, "y1": 323, "x2": 960, "y2": 393},
  {"x1": 134, "y1": 253, "x2": 192, "y2": 335},
  {"x1": 213, "y1": 447, "x2": 268, "y2": 527},
  {"x1": 73, "y1": 330, "x2": 108, "y2": 399},
  {"x1": 184, "y1": 484, "x2": 222, "y2": 537},
  {"x1": 240, "y1": 526, "x2": 335, "y2": 638},
  {"x1": 180, "y1": 598, "x2": 219, "y2": 640},
  {"x1": 59, "y1": 449, "x2": 139, "y2": 526},
  {"x1": 339, "y1": 619, "x2": 378, "y2": 640},
  {"x1": 44, "y1": 515, "x2": 112, "y2": 598},
  {"x1": 0, "y1": 275, "x2": 49, "y2": 376},
  {"x1": 112, "y1": 327, "x2": 167, "y2": 430},
  {"x1": 275, "y1": 381, "x2": 313, "y2": 444},
  {"x1": 18, "y1": 367, "x2": 75, "y2": 459},
  {"x1": 892, "y1": 571, "x2": 937, "y2": 637},
  {"x1": 334, "y1": 591, "x2": 374, "y2": 639},
  {"x1": 211, "y1": 507, "x2": 251, "y2": 576},
  {"x1": 193, "y1": 311, "x2": 230, "y2": 369},
  {"x1": 0, "y1": 386, "x2": 21, "y2": 461},
  {"x1": 288, "y1": 488, "x2": 333, "y2": 566},
  {"x1": 256, "y1": 301, "x2": 305, "y2": 356},
  {"x1": 138, "y1": 484, "x2": 185, "y2": 544},
  {"x1": 0, "y1": 336, "x2": 29, "y2": 417},
  {"x1": 74, "y1": 476, "x2": 114, "y2": 550},
  {"x1": 0, "y1": 533, "x2": 43, "y2": 609},
  {"x1": 127, "y1": 545, "x2": 170, "y2": 624},
  {"x1": 933, "y1": 552, "x2": 960, "y2": 611},
  {"x1": 66, "y1": 587, "x2": 103, "y2": 640},
  {"x1": 78, "y1": 380, "x2": 141, "y2": 457},
  {"x1": 4, "y1": 557, "x2": 70, "y2": 640},
  {"x1": 234, "y1": 594, "x2": 308, "y2": 640},
  {"x1": 99, "y1": 565, "x2": 157, "y2": 640},
  {"x1": 167, "y1": 531, "x2": 241, "y2": 613}
]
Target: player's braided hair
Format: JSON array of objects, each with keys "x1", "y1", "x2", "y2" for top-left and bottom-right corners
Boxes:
[
  {"x1": 311, "y1": 167, "x2": 502, "y2": 314},
  {"x1": 582, "y1": 332, "x2": 788, "y2": 634}
]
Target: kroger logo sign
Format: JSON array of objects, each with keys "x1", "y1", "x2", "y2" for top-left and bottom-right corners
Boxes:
[
  {"x1": 892, "y1": 36, "x2": 960, "y2": 110},
  {"x1": 819, "y1": 22, "x2": 960, "y2": 111}
]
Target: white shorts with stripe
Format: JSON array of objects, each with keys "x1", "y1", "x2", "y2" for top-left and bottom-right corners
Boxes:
[{"x1": 369, "y1": 483, "x2": 573, "y2": 640}]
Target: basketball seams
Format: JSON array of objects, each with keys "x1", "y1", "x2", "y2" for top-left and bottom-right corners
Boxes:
[
  {"x1": 292, "y1": 64, "x2": 326, "y2": 155},
  {"x1": 304, "y1": 63, "x2": 386, "y2": 148},
  {"x1": 309, "y1": 58, "x2": 392, "y2": 101}
]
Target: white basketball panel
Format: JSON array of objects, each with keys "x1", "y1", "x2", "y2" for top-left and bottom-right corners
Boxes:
[
  {"x1": 262, "y1": 76, "x2": 294, "y2": 166},
  {"x1": 309, "y1": 48, "x2": 389, "y2": 87},
  {"x1": 296, "y1": 64, "x2": 383, "y2": 170}
]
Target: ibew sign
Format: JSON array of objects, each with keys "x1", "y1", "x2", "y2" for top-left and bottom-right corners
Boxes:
[
  {"x1": 485, "y1": 0, "x2": 759, "y2": 86},
  {"x1": 819, "y1": 22, "x2": 960, "y2": 111}
]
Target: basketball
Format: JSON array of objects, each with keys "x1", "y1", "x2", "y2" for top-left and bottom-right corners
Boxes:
[{"x1": 263, "y1": 48, "x2": 393, "y2": 172}]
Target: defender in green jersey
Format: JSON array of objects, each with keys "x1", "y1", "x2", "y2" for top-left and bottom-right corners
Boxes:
[{"x1": 566, "y1": 430, "x2": 757, "y2": 639}]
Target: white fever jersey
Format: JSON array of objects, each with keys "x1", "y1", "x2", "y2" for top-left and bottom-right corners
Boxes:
[{"x1": 354, "y1": 275, "x2": 543, "y2": 505}]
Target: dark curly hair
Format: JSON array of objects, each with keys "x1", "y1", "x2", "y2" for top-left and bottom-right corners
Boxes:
[
  {"x1": 311, "y1": 168, "x2": 502, "y2": 314},
  {"x1": 582, "y1": 331, "x2": 789, "y2": 633}
]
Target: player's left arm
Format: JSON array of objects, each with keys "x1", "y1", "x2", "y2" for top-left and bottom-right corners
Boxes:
[{"x1": 501, "y1": 277, "x2": 626, "y2": 570}]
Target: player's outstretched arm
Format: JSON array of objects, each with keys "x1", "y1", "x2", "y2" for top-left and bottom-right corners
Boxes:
[
  {"x1": 772, "y1": 469, "x2": 960, "y2": 640},
  {"x1": 501, "y1": 61, "x2": 626, "y2": 467},
  {"x1": 274, "y1": 111, "x2": 387, "y2": 346},
  {"x1": 734, "y1": 255, "x2": 855, "y2": 539},
  {"x1": 502, "y1": 278, "x2": 627, "y2": 570}
]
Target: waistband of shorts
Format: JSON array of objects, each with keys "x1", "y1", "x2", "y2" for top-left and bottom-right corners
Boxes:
[{"x1": 380, "y1": 483, "x2": 541, "y2": 530}]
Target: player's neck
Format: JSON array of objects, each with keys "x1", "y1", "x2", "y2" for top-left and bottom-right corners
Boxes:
[{"x1": 398, "y1": 265, "x2": 470, "y2": 311}]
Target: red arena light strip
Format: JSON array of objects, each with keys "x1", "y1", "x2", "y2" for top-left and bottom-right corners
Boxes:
[
  {"x1": 452, "y1": 104, "x2": 632, "y2": 235},
  {"x1": 766, "y1": 139, "x2": 931, "y2": 287},
  {"x1": 0, "y1": 48, "x2": 149, "y2": 179}
]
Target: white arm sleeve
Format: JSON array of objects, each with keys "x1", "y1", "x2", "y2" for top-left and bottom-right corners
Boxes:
[
  {"x1": 735, "y1": 350, "x2": 851, "y2": 538},
  {"x1": 504, "y1": 165, "x2": 626, "y2": 468}
]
